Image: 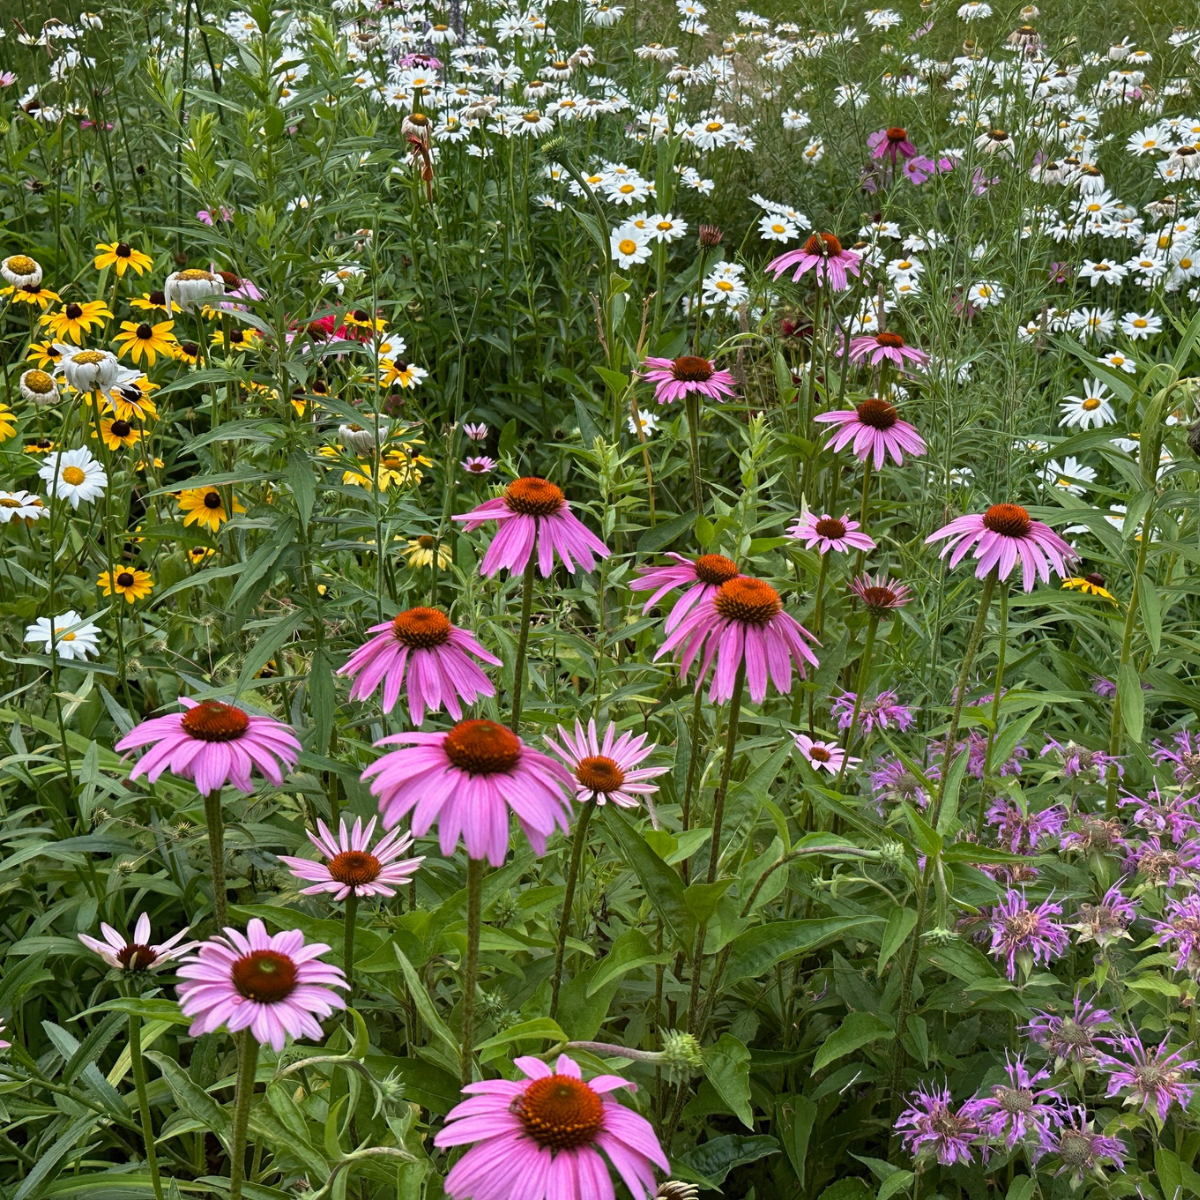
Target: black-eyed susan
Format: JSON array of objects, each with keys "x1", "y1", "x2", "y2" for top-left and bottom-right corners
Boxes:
[
  {"x1": 98, "y1": 568, "x2": 154, "y2": 603},
  {"x1": 2, "y1": 282, "x2": 61, "y2": 309},
  {"x1": 105, "y1": 378, "x2": 158, "y2": 422},
  {"x1": 94, "y1": 417, "x2": 143, "y2": 450},
  {"x1": 186, "y1": 544, "x2": 216, "y2": 565},
  {"x1": 1062, "y1": 573, "x2": 1116, "y2": 601},
  {"x1": 136, "y1": 456, "x2": 165, "y2": 472},
  {"x1": 130, "y1": 290, "x2": 176, "y2": 313},
  {"x1": 177, "y1": 486, "x2": 246, "y2": 531},
  {"x1": 403, "y1": 534, "x2": 452, "y2": 569},
  {"x1": 113, "y1": 319, "x2": 177, "y2": 365},
  {"x1": 379, "y1": 358, "x2": 428, "y2": 389},
  {"x1": 0, "y1": 404, "x2": 16, "y2": 441},
  {"x1": 27, "y1": 341, "x2": 65, "y2": 370},
  {"x1": 343, "y1": 308, "x2": 387, "y2": 333},
  {"x1": 25, "y1": 437, "x2": 56, "y2": 455},
  {"x1": 40, "y1": 299, "x2": 113, "y2": 343},
  {"x1": 209, "y1": 325, "x2": 260, "y2": 352},
  {"x1": 174, "y1": 340, "x2": 201, "y2": 365},
  {"x1": 94, "y1": 242, "x2": 153, "y2": 277}
]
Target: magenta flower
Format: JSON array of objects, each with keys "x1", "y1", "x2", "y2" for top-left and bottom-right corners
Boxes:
[
  {"x1": 463, "y1": 455, "x2": 497, "y2": 476},
  {"x1": 1124, "y1": 835, "x2": 1200, "y2": 886},
  {"x1": 814, "y1": 399, "x2": 927, "y2": 468},
  {"x1": 986, "y1": 889, "x2": 1069, "y2": 980},
  {"x1": 361, "y1": 719, "x2": 573, "y2": 865},
  {"x1": 788, "y1": 512, "x2": 876, "y2": 555},
  {"x1": 1033, "y1": 1110, "x2": 1125, "y2": 1182},
  {"x1": 792, "y1": 733, "x2": 858, "y2": 774},
  {"x1": 868, "y1": 126, "x2": 917, "y2": 163},
  {"x1": 463, "y1": 422, "x2": 489, "y2": 441},
  {"x1": 1040, "y1": 738, "x2": 1123, "y2": 783},
  {"x1": 115, "y1": 698, "x2": 301, "y2": 795},
  {"x1": 176, "y1": 919, "x2": 347, "y2": 1051},
  {"x1": 1025, "y1": 998, "x2": 1112, "y2": 1067},
  {"x1": 767, "y1": 232, "x2": 862, "y2": 290},
  {"x1": 79, "y1": 913, "x2": 195, "y2": 971},
  {"x1": 960, "y1": 1057, "x2": 1066, "y2": 1150},
  {"x1": 452, "y1": 477, "x2": 610, "y2": 578},
  {"x1": 1151, "y1": 728, "x2": 1200, "y2": 789},
  {"x1": 849, "y1": 573, "x2": 913, "y2": 616},
  {"x1": 895, "y1": 1084, "x2": 978, "y2": 1166},
  {"x1": 0, "y1": 1019, "x2": 9, "y2": 1049},
  {"x1": 926, "y1": 503, "x2": 1077, "y2": 592},
  {"x1": 277, "y1": 816, "x2": 424, "y2": 901},
  {"x1": 639, "y1": 355, "x2": 738, "y2": 404},
  {"x1": 831, "y1": 691, "x2": 915, "y2": 734},
  {"x1": 337, "y1": 606, "x2": 501, "y2": 724},
  {"x1": 544, "y1": 719, "x2": 668, "y2": 809},
  {"x1": 870, "y1": 755, "x2": 931, "y2": 809},
  {"x1": 985, "y1": 798, "x2": 1067, "y2": 854},
  {"x1": 1120, "y1": 785, "x2": 1200, "y2": 842},
  {"x1": 629, "y1": 552, "x2": 743, "y2": 634},
  {"x1": 847, "y1": 331, "x2": 929, "y2": 371},
  {"x1": 1154, "y1": 892, "x2": 1200, "y2": 974},
  {"x1": 655, "y1": 576, "x2": 820, "y2": 704},
  {"x1": 434, "y1": 1053, "x2": 669, "y2": 1200},
  {"x1": 1061, "y1": 815, "x2": 1127, "y2": 857}
]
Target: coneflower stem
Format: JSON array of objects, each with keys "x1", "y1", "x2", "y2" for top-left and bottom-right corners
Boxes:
[
  {"x1": 812, "y1": 552, "x2": 830, "y2": 636},
  {"x1": 684, "y1": 394, "x2": 704, "y2": 513},
  {"x1": 343, "y1": 892, "x2": 358, "y2": 1000},
  {"x1": 835, "y1": 613, "x2": 879, "y2": 792},
  {"x1": 510, "y1": 558, "x2": 537, "y2": 732},
  {"x1": 129, "y1": 1013, "x2": 165, "y2": 1200},
  {"x1": 203, "y1": 791, "x2": 228, "y2": 928},
  {"x1": 976, "y1": 582, "x2": 1010, "y2": 837},
  {"x1": 229, "y1": 1032, "x2": 259, "y2": 1200},
  {"x1": 549, "y1": 803, "x2": 594, "y2": 1021},
  {"x1": 460, "y1": 857, "x2": 484, "y2": 1085}
]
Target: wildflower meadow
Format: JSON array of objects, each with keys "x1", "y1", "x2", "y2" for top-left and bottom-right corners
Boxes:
[{"x1": 3, "y1": 0, "x2": 1200, "y2": 1195}]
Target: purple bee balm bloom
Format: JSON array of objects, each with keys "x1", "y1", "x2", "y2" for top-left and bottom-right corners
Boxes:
[
  {"x1": 1040, "y1": 738, "x2": 1123, "y2": 782},
  {"x1": 452, "y1": 477, "x2": 610, "y2": 578},
  {"x1": 926, "y1": 503, "x2": 1077, "y2": 592},
  {"x1": 767, "y1": 232, "x2": 862, "y2": 291},
  {"x1": 277, "y1": 816, "x2": 424, "y2": 901},
  {"x1": 1070, "y1": 885, "x2": 1136, "y2": 948},
  {"x1": 987, "y1": 889, "x2": 1069, "y2": 980},
  {"x1": 639, "y1": 355, "x2": 738, "y2": 405},
  {"x1": 986, "y1": 798, "x2": 1067, "y2": 854},
  {"x1": 362, "y1": 719, "x2": 574, "y2": 866},
  {"x1": 1120, "y1": 785, "x2": 1200, "y2": 842},
  {"x1": 1154, "y1": 892, "x2": 1200, "y2": 974},
  {"x1": 933, "y1": 731, "x2": 1027, "y2": 781},
  {"x1": 814, "y1": 398, "x2": 927, "y2": 469},
  {"x1": 176, "y1": 919, "x2": 347, "y2": 1051},
  {"x1": 1124, "y1": 835, "x2": 1200, "y2": 887},
  {"x1": 1151, "y1": 728, "x2": 1200, "y2": 789},
  {"x1": 655, "y1": 576, "x2": 820, "y2": 704},
  {"x1": 1061, "y1": 815, "x2": 1127, "y2": 856},
  {"x1": 629, "y1": 552, "x2": 744, "y2": 635},
  {"x1": 960, "y1": 1057, "x2": 1067, "y2": 1150},
  {"x1": 544, "y1": 718, "x2": 668, "y2": 809},
  {"x1": 462, "y1": 455, "x2": 497, "y2": 475},
  {"x1": 1033, "y1": 1110, "x2": 1125, "y2": 1182},
  {"x1": 1097, "y1": 1034, "x2": 1199, "y2": 1122},
  {"x1": 1091, "y1": 674, "x2": 1117, "y2": 698},
  {"x1": 1025, "y1": 998, "x2": 1112, "y2": 1067},
  {"x1": 788, "y1": 512, "x2": 876, "y2": 555},
  {"x1": 115, "y1": 699, "x2": 301, "y2": 796},
  {"x1": 847, "y1": 331, "x2": 930, "y2": 370},
  {"x1": 337, "y1": 606, "x2": 502, "y2": 724},
  {"x1": 870, "y1": 755, "x2": 932, "y2": 809},
  {"x1": 792, "y1": 733, "x2": 859, "y2": 774},
  {"x1": 434, "y1": 1053, "x2": 669, "y2": 1200},
  {"x1": 831, "y1": 691, "x2": 915, "y2": 734},
  {"x1": 868, "y1": 126, "x2": 917, "y2": 163},
  {"x1": 79, "y1": 912, "x2": 195, "y2": 971},
  {"x1": 895, "y1": 1084, "x2": 978, "y2": 1166}
]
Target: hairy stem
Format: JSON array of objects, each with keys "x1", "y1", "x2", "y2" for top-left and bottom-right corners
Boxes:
[{"x1": 549, "y1": 803, "x2": 595, "y2": 1020}]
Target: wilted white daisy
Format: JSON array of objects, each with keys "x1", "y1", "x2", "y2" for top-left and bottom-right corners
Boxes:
[
  {"x1": 38, "y1": 446, "x2": 108, "y2": 508},
  {"x1": 1059, "y1": 380, "x2": 1115, "y2": 429},
  {"x1": 25, "y1": 610, "x2": 102, "y2": 660},
  {"x1": 163, "y1": 268, "x2": 224, "y2": 312}
]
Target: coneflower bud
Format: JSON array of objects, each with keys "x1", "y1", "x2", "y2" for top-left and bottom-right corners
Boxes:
[
  {"x1": 661, "y1": 1030, "x2": 704, "y2": 1077},
  {"x1": 698, "y1": 223, "x2": 723, "y2": 247},
  {"x1": 539, "y1": 132, "x2": 570, "y2": 162}
]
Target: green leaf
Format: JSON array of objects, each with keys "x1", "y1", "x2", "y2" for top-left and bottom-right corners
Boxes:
[
  {"x1": 284, "y1": 450, "x2": 316, "y2": 532},
  {"x1": 1118, "y1": 661, "x2": 1145, "y2": 743},
  {"x1": 879, "y1": 1171, "x2": 915, "y2": 1200},
  {"x1": 1005, "y1": 1176, "x2": 1037, "y2": 1200},
  {"x1": 817, "y1": 1178, "x2": 874, "y2": 1200},
  {"x1": 813, "y1": 1011, "x2": 894, "y2": 1071},
  {"x1": 81, "y1": 998, "x2": 190, "y2": 1025},
  {"x1": 878, "y1": 909, "x2": 918, "y2": 975},
  {"x1": 586, "y1": 929, "x2": 667, "y2": 996},
  {"x1": 723, "y1": 917, "x2": 882, "y2": 985},
  {"x1": 1141, "y1": 578, "x2": 1162, "y2": 654},
  {"x1": 677, "y1": 1134, "x2": 780, "y2": 1186},
  {"x1": 393, "y1": 946, "x2": 459, "y2": 1059},
  {"x1": 62, "y1": 1010, "x2": 126, "y2": 1086},
  {"x1": 14, "y1": 1115, "x2": 98, "y2": 1200},
  {"x1": 146, "y1": 1052, "x2": 231, "y2": 1144},
  {"x1": 684, "y1": 878, "x2": 735, "y2": 925},
  {"x1": 703, "y1": 1034, "x2": 754, "y2": 1128},
  {"x1": 476, "y1": 1018, "x2": 566, "y2": 1061},
  {"x1": 234, "y1": 608, "x2": 308, "y2": 697},
  {"x1": 637, "y1": 509, "x2": 696, "y2": 555},
  {"x1": 779, "y1": 1094, "x2": 817, "y2": 1186}
]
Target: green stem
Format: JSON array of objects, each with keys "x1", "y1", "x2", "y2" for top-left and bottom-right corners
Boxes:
[
  {"x1": 549, "y1": 803, "x2": 595, "y2": 1020},
  {"x1": 460, "y1": 857, "x2": 484, "y2": 1085},
  {"x1": 229, "y1": 1033, "x2": 259, "y2": 1200},
  {"x1": 343, "y1": 892, "x2": 358, "y2": 1000},
  {"x1": 510, "y1": 558, "x2": 537, "y2": 732},
  {"x1": 835, "y1": 614, "x2": 879, "y2": 792},
  {"x1": 812, "y1": 551, "x2": 830, "y2": 637},
  {"x1": 684, "y1": 393, "x2": 704, "y2": 514},
  {"x1": 203, "y1": 791, "x2": 228, "y2": 928},
  {"x1": 976, "y1": 583, "x2": 1009, "y2": 837},
  {"x1": 129, "y1": 1014, "x2": 165, "y2": 1200}
]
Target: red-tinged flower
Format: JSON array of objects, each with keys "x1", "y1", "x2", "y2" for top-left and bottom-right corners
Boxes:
[
  {"x1": 847, "y1": 331, "x2": 929, "y2": 370},
  {"x1": 767, "y1": 232, "x2": 862, "y2": 291},
  {"x1": 629, "y1": 552, "x2": 744, "y2": 633},
  {"x1": 788, "y1": 512, "x2": 876, "y2": 555},
  {"x1": 868, "y1": 125, "x2": 917, "y2": 163},
  {"x1": 639, "y1": 355, "x2": 738, "y2": 405},
  {"x1": 277, "y1": 817, "x2": 424, "y2": 901},
  {"x1": 849, "y1": 573, "x2": 912, "y2": 616},
  {"x1": 452, "y1": 477, "x2": 610, "y2": 578},
  {"x1": 814, "y1": 399, "x2": 927, "y2": 468}
]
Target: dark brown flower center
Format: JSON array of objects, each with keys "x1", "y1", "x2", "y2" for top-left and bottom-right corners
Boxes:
[
  {"x1": 875, "y1": 331, "x2": 906, "y2": 348},
  {"x1": 218, "y1": 271, "x2": 241, "y2": 290},
  {"x1": 111, "y1": 420, "x2": 132, "y2": 437},
  {"x1": 66, "y1": 303, "x2": 84, "y2": 320},
  {"x1": 671, "y1": 355, "x2": 715, "y2": 382},
  {"x1": 886, "y1": 126, "x2": 908, "y2": 141},
  {"x1": 815, "y1": 517, "x2": 847, "y2": 539},
  {"x1": 149, "y1": 290, "x2": 166, "y2": 305},
  {"x1": 694, "y1": 553, "x2": 739, "y2": 585},
  {"x1": 714, "y1": 577, "x2": 781, "y2": 625},
  {"x1": 982, "y1": 503, "x2": 1032, "y2": 537},
  {"x1": 328, "y1": 849, "x2": 381, "y2": 885},
  {"x1": 231, "y1": 949, "x2": 298, "y2": 1003},
  {"x1": 855, "y1": 398, "x2": 898, "y2": 429},
  {"x1": 181, "y1": 700, "x2": 250, "y2": 742},
  {"x1": 504, "y1": 476, "x2": 565, "y2": 517},
  {"x1": 181, "y1": 341, "x2": 199, "y2": 356},
  {"x1": 809, "y1": 746, "x2": 831, "y2": 762},
  {"x1": 860, "y1": 585, "x2": 898, "y2": 609},
  {"x1": 1084, "y1": 572, "x2": 1106, "y2": 587},
  {"x1": 417, "y1": 534, "x2": 436, "y2": 548},
  {"x1": 136, "y1": 323, "x2": 153, "y2": 339},
  {"x1": 989, "y1": 129, "x2": 1009, "y2": 140},
  {"x1": 516, "y1": 1075, "x2": 605, "y2": 1150},
  {"x1": 575, "y1": 755, "x2": 625, "y2": 793},
  {"x1": 392, "y1": 606, "x2": 452, "y2": 648},
  {"x1": 116, "y1": 243, "x2": 132, "y2": 257},
  {"x1": 443, "y1": 719, "x2": 522, "y2": 775},
  {"x1": 116, "y1": 943, "x2": 159, "y2": 970},
  {"x1": 203, "y1": 490, "x2": 223, "y2": 509},
  {"x1": 117, "y1": 571, "x2": 136, "y2": 587},
  {"x1": 804, "y1": 232, "x2": 843, "y2": 256}
]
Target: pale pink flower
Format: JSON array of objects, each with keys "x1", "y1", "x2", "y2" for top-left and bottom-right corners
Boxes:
[
  {"x1": 544, "y1": 719, "x2": 668, "y2": 808},
  {"x1": 787, "y1": 512, "x2": 876, "y2": 555},
  {"x1": 814, "y1": 399, "x2": 926, "y2": 468},
  {"x1": 277, "y1": 817, "x2": 424, "y2": 901},
  {"x1": 79, "y1": 913, "x2": 195, "y2": 971},
  {"x1": 767, "y1": 232, "x2": 862, "y2": 290},
  {"x1": 629, "y1": 552, "x2": 744, "y2": 633}
]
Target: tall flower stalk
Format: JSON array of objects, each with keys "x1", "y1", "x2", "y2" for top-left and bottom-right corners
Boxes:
[{"x1": 127, "y1": 1009, "x2": 164, "y2": 1200}]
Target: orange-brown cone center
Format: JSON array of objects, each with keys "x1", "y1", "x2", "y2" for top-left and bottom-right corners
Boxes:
[
  {"x1": 804, "y1": 232, "x2": 843, "y2": 256},
  {"x1": 815, "y1": 517, "x2": 847, "y2": 539},
  {"x1": 393, "y1": 606, "x2": 452, "y2": 648},
  {"x1": 443, "y1": 719, "x2": 522, "y2": 775},
  {"x1": 875, "y1": 331, "x2": 906, "y2": 348},
  {"x1": 505, "y1": 477, "x2": 565, "y2": 517},
  {"x1": 809, "y1": 746, "x2": 832, "y2": 762},
  {"x1": 328, "y1": 850, "x2": 382, "y2": 886},
  {"x1": 671, "y1": 355, "x2": 715, "y2": 382},
  {"x1": 575, "y1": 755, "x2": 625, "y2": 793},
  {"x1": 714, "y1": 577, "x2": 781, "y2": 625},
  {"x1": 231, "y1": 949, "x2": 297, "y2": 1003},
  {"x1": 982, "y1": 504, "x2": 1032, "y2": 538},
  {"x1": 694, "y1": 553, "x2": 739, "y2": 585},
  {"x1": 517, "y1": 1074, "x2": 605, "y2": 1150},
  {"x1": 855, "y1": 398, "x2": 898, "y2": 429},
  {"x1": 181, "y1": 700, "x2": 250, "y2": 743},
  {"x1": 886, "y1": 126, "x2": 908, "y2": 141}
]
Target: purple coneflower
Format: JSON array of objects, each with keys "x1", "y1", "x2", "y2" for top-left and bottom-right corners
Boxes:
[
  {"x1": 176, "y1": 919, "x2": 347, "y2": 1051},
  {"x1": 629, "y1": 552, "x2": 743, "y2": 634},
  {"x1": 544, "y1": 719, "x2": 668, "y2": 809},
  {"x1": 361, "y1": 719, "x2": 573, "y2": 865},
  {"x1": 1033, "y1": 1110, "x2": 1125, "y2": 1182},
  {"x1": 868, "y1": 125, "x2": 917, "y2": 162},
  {"x1": 1154, "y1": 892, "x2": 1200, "y2": 974},
  {"x1": 792, "y1": 733, "x2": 858, "y2": 774},
  {"x1": 849, "y1": 573, "x2": 912, "y2": 616},
  {"x1": 79, "y1": 913, "x2": 195, "y2": 971},
  {"x1": 337, "y1": 606, "x2": 501, "y2": 724},
  {"x1": 787, "y1": 512, "x2": 876, "y2": 555},
  {"x1": 463, "y1": 455, "x2": 497, "y2": 475},
  {"x1": 655, "y1": 576, "x2": 820, "y2": 704},
  {"x1": 115, "y1": 698, "x2": 301, "y2": 795},
  {"x1": 1098, "y1": 1034, "x2": 1199, "y2": 1122},
  {"x1": 894, "y1": 1084, "x2": 978, "y2": 1166},
  {"x1": 767, "y1": 232, "x2": 862, "y2": 291},
  {"x1": 814, "y1": 398, "x2": 927, "y2": 468},
  {"x1": 1124, "y1": 834, "x2": 1200, "y2": 887},
  {"x1": 463, "y1": 422, "x2": 489, "y2": 441},
  {"x1": 434, "y1": 1053, "x2": 669, "y2": 1200},
  {"x1": 986, "y1": 889, "x2": 1069, "y2": 979},
  {"x1": 453, "y1": 477, "x2": 610, "y2": 578},
  {"x1": 277, "y1": 817, "x2": 424, "y2": 901},
  {"x1": 960, "y1": 1056, "x2": 1066, "y2": 1149},
  {"x1": 1070, "y1": 886, "x2": 1136, "y2": 948},
  {"x1": 925, "y1": 503, "x2": 1077, "y2": 592},
  {"x1": 847, "y1": 331, "x2": 929, "y2": 370},
  {"x1": 1025, "y1": 998, "x2": 1112, "y2": 1067},
  {"x1": 831, "y1": 691, "x2": 914, "y2": 734},
  {"x1": 639, "y1": 355, "x2": 738, "y2": 404}
]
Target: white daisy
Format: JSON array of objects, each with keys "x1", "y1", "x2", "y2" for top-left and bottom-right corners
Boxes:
[
  {"x1": 25, "y1": 610, "x2": 102, "y2": 660},
  {"x1": 0, "y1": 490, "x2": 48, "y2": 524},
  {"x1": 1119, "y1": 311, "x2": 1161, "y2": 339},
  {"x1": 611, "y1": 226, "x2": 652, "y2": 269},
  {"x1": 1059, "y1": 379, "x2": 1115, "y2": 429},
  {"x1": 38, "y1": 446, "x2": 107, "y2": 509},
  {"x1": 1043, "y1": 456, "x2": 1097, "y2": 496}
]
